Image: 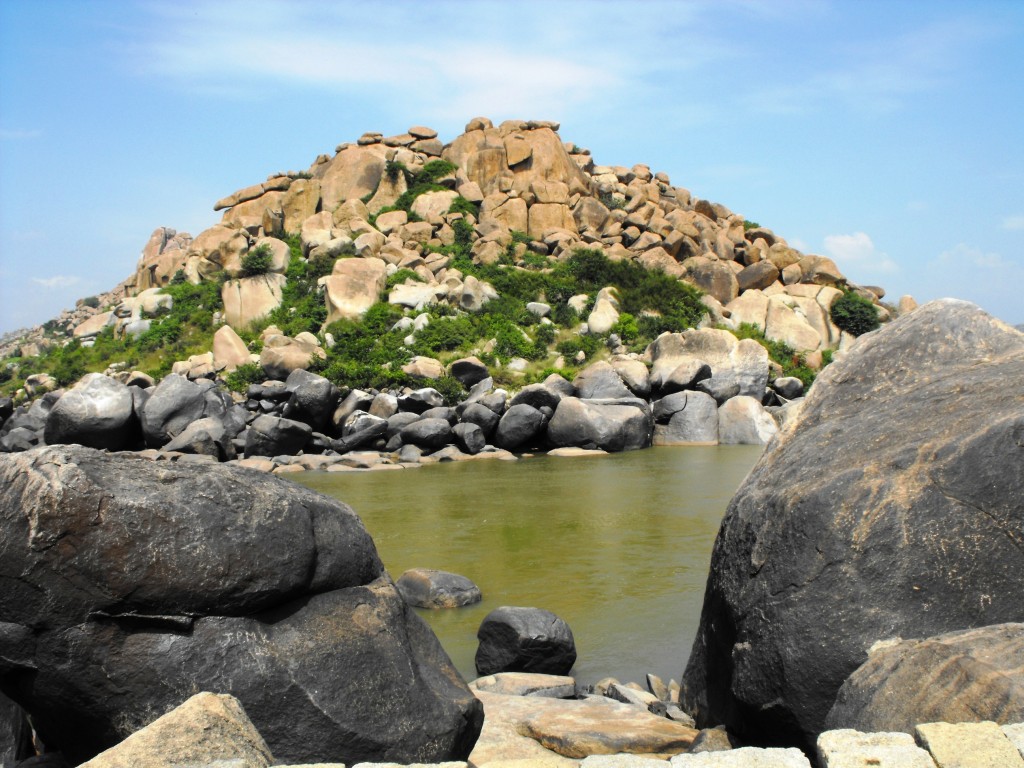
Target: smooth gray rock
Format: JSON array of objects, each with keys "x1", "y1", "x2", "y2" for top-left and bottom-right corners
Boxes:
[
  {"x1": 508, "y1": 383, "x2": 562, "y2": 412},
  {"x1": 681, "y1": 300, "x2": 1024, "y2": 751},
  {"x1": 573, "y1": 362, "x2": 633, "y2": 400},
  {"x1": 695, "y1": 377, "x2": 741, "y2": 405},
  {"x1": 475, "y1": 606, "x2": 577, "y2": 676},
  {"x1": 653, "y1": 391, "x2": 719, "y2": 445},
  {"x1": 282, "y1": 369, "x2": 340, "y2": 432},
  {"x1": 452, "y1": 422, "x2": 486, "y2": 455},
  {"x1": 546, "y1": 397, "x2": 653, "y2": 452},
  {"x1": 141, "y1": 374, "x2": 227, "y2": 448},
  {"x1": 493, "y1": 404, "x2": 546, "y2": 451},
  {"x1": 398, "y1": 388, "x2": 444, "y2": 414},
  {"x1": 244, "y1": 414, "x2": 312, "y2": 457},
  {"x1": 771, "y1": 376, "x2": 805, "y2": 400},
  {"x1": 717, "y1": 396, "x2": 778, "y2": 445},
  {"x1": 0, "y1": 445, "x2": 482, "y2": 765},
  {"x1": 43, "y1": 374, "x2": 138, "y2": 451},
  {"x1": 162, "y1": 416, "x2": 235, "y2": 461},
  {"x1": 400, "y1": 417, "x2": 454, "y2": 450},
  {"x1": 458, "y1": 403, "x2": 500, "y2": 438}
]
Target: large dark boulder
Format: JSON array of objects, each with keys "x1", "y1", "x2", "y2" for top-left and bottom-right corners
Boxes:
[
  {"x1": 162, "y1": 416, "x2": 235, "y2": 461},
  {"x1": 493, "y1": 404, "x2": 546, "y2": 450},
  {"x1": 399, "y1": 418, "x2": 454, "y2": 450},
  {"x1": 826, "y1": 623, "x2": 1024, "y2": 734},
  {"x1": 282, "y1": 368, "x2": 341, "y2": 432},
  {"x1": 140, "y1": 374, "x2": 227, "y2": 447},
  {"x1": 681, "y1": 300, "x2": 1024, "y2": 751},
  {"x1": 459, "y1": 402, "x2": 500, "y2": 439},
  {"x1": 244, "y1": 414, "x2": 312, "y2": 457},
  {"x1": 1, "y1": 691, "x2": 31, "y2": 767},
  {"x1": 42, "y1": 374, "x2": 139, "y2": 451},
  {"x1": 0, "y1": 445, "x2": 482, "y2": 764},
  {"x1": 572, "y1": 361, "x2": 634, "y2": 400},
  {"x1": 475, "y1": 606, "x2": 577, "y2": 676},
  {"x1": 546, "y1": 397, "x2": 653, "y2": 452}
]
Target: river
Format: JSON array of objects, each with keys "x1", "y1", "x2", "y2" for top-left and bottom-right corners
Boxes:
[{"x1": 296, "y1": 445, "x2": 762, "y2": 688}]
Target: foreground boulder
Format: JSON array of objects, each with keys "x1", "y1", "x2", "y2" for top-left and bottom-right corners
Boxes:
[
  {"x1": 0, "y1": 445, "x2": 482, "y2": 764},
  {"x1": 79, "y1": 691, "x2": 273, "y2": 768},
  {"x1": 681, "y1": 300, "x2": 1024, "y2": 750},
  {"x1": 826, "y1": 623, "x2": 1024, "y2": 734},
  {"x1": 476, "y1": 606, "x2": 577, "y2": 676}
]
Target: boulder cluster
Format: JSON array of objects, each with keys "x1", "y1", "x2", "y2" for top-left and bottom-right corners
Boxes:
[{"x1": 0, "y1": 321, "x2": 807, "y2": 462}]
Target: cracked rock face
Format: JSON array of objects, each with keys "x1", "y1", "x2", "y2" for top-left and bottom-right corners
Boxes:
[
  {"x1": 0, "y1": 444, "x2": 482, "y2": 764},
  {"x1": 680, "y1": 299, "x2": 1024, "y2": 751}
]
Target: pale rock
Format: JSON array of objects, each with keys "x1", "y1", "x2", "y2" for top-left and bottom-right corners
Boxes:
[
  {"x1": 637, "y1": 247, "x2": 685, "y2": 278},
  {"x1": 798, "y1": 254, "x2": 844, "y2": 286},
  {"x1": 354, "y1": 229, "x2": 386, "y2": 257},
  {"x1": 212, "y1": 325, "x2": 251, "y2": 371},
  {"x1": 389, "y1": 281, "x2": 445, "y2": 310},
  {"x1": 260, "y1": 334, "x2": 326, "y2": 379},
  {"x1": 504, "y1": 134, "x2": 534, "y2": 166},
  {"x1": 647, "y1": 329, "x2": 768, "y2": 399},
  {"x1": 587, "y1": 298, "x2": 620, "y2": 336},
  {"x1": 332, "y1": 199, "x2": 372, "y2": 235},
  {"x1": 320, "y1": 257, "x2": 388, "y2": 323},
  {"x1": 532, "y1": 180, "x2": 570, "y2": 204},
  {"x1": 319, "y1": 145, "x2": 387, "y2": 211},
  {"x1": 608, "y1": 356, "x2": 651, "y2": 398},
  {"x1": 412, "y1": 190, "x2": 460, "y2": 223},
  {"x1": 815, "y1": 729, "x2": 937, "y2": 768},
  {"x1": 366, "y1": 168, "x2": 409, "y2": 214},
  {"x1": 221, "y1": 273, "x2": 287, "y2": 330},
  {"x1": 375, "y1": 210, "x2": 409, "y2": 235},
  {"x1": 457, "y1": 181, "x2": 485, "y2": 203},
  {"x1": 915, "y1": 722, "x2": 1024, "y2": 768},
  {"x1": 73, "y1": 311, "x2": 114, "y2": 339},
  {"x1": 724, "y1": 291, "x2": 769, "y2": 330},
  {"x1": 470, "y1": 673, "x2": 577, "y2": 699},
  {"x1": 461, "y1": 275, "x2": 496, "y2": 312},
  {"x1": 898, "y1": 295, "x2": 918, "y2": 314},
  {"x1": 670, "y1": 747, "x2": 811, "y2": 767},
  {"x1": 529, "y1": 203, "x2": 577, "y2": 239},
  {"x1": 718, "y1": 396, "x2": 778, "y2": 445},
  {"x1": 765, "y1": 296, "x2": 823, "y2": 352},
  {"x1": 281, "y1": 178, "x2": 322, "y2": 235},
  {"x1": 482, "y1": 194, "x2": 529, "y2": 234},
  {"x1": 77, "y1": 692, "x2": 273, "y2": 768},
  {"x1": 402, "y1": 356, "x2": 444, "y2": 380}
]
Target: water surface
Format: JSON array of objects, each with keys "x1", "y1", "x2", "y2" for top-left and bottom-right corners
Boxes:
[{"x1": 297, "y1": 445, "x2": 762, "y2": 687}]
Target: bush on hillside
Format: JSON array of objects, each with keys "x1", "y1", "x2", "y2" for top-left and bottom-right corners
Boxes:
[
  {"x1": 831, "y1": 291, "x2": 880, "y2": 336},
  {"x1": 240, "y1": 244, "x2": 273, "y2": 277}
]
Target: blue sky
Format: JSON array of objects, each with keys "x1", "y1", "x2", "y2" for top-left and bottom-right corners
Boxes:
[{"x1": 1, "y1": 0, "x2": 1023, "y2": 334}]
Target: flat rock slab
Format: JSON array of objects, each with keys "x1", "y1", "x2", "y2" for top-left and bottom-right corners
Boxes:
[
  {"x1": 519, "y1": 695, "x2": 697, "y2": 758},
  {"x1": 668, "y1": 747, "x2": 811, "y2": 767},
  {"x1": 817, "y1": 729, "x2": 936, "y2": 767},
  {"x1": 915, "y1": 721, "x2": 1024, "y2": 768},
  {"x1": 470, "y1": 691, "x2": 576, "y2": 764},
  {"x1": 471, "y1": 672, "x2": 577, "y2": 699}
]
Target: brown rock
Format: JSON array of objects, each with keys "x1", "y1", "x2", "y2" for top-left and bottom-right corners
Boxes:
[
  {"x1": 737, "y1": 261, "x2": 780, "y2": 293},
  {"x1": 684, "y1": 257, "x2": 739, "y2": 304},
  {"x1": 320, "y1": 257, "x2": 388, "y2": 323},
  {"x1": 798, "y1": 254, "x2": 845, "y2": 286},
  {"x1": 221, "y1": 273, "x2": 286, "y2": 330},
  {"x1": 78, "y1": 692, "x2": 273, "y2": 768},
  {"x1": 528, "y1": 203, "x2": 577, "y2": 239},
  {"x1": 212, "y1": 325, "x2": 251, "y2": 372},
  {"x1": 319, "y1": 145, "x2": 387, "y2": 212}
]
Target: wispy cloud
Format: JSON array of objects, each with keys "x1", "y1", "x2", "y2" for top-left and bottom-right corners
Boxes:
[
  {"x1": 936, "y1": 242, "x2": 1016, "y2": 271},
  {"x1": 32, "y1": 275, "x2": 81, "y2": 290},
  {"x1": 0, "y1": 128, "x2": 41, "y2": 140},
  {"x1": 1002, "y1": 215, "x2": 1024, "y2": 231},
  {"x1": 823, "y1": 232, "x2": 899, "y2": 276}
]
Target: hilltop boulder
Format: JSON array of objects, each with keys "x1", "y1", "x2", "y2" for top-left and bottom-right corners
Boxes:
[
  {"x1": 0, "y1": 444, "x2": 483, "y2": 764},
  {"x1": 681, "y1": 300, "x2": 1024, "y2": 750}
]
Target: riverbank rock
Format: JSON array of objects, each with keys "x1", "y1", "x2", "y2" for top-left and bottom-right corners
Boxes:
[
  {"x1": 397, "y1": 568, "x2": 483, "y2": 609},
  {"x1": 42, "y1": 373, "x2": 138, "y2": 450},
  {"x1": 476, "y1": 607, "x2": 577, "y2": 676},
  {"x1": 825, "y1": 623, "x2": 1024, "y2": 734},
  {"x1": 0, "y1": 445, "x2": 483, "y2": 764},
  {"x1": 546, "y1": 397, "x2": 653, "y2": 452},
  {"x1": 78, "y1": 692, "x2": 273, "y2": 768},
  {"x1": 681, "y1": 300, "x2": 1024, "y2": 751}
]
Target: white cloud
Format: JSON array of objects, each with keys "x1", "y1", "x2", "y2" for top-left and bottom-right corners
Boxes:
[
  {"x1": 823, "y1": 232, "x2": 899, "y2": 275},
  {"x1": 32, "y1": 275, "x2": 81, "y2": 290},
  {"x1": 1002, "y1": 215, "x2": 1024, "y2": 231},
  {"x1": 936, "y1": 242, "x2": 1014, "y2": 270}
]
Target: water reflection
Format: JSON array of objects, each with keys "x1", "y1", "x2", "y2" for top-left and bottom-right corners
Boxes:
[{"x1": 296, "y1": 445, "x2": 762, "y2": 686}]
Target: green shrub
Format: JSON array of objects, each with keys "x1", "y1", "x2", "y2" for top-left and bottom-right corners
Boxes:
[
  {"x1": 170, "y1": 269, "x2": 187, "y2": 285},
  {"x1": 240, "y1": 244, "x2": 273, "y2": 277},
  {"x1": 224, "y1": 362, "x2": 264, "y2": 393},
  {"x1": 556, "y1": 334, "x2": 600, "y2": 359},
  {"x1": 433, "y1": 375, "x2": 466, "y2": 406},
  {"x1": 743, "y1": 220, "x2": 761, "y2": 231},
  {"x1": 731, "y1": 323, "x2": 817, "y2": 388},
  {"x1": 610, "y1": 312, "x2": 639, "y2": 343},
  {"x1": 81, "y1": 296, "x2": 100, "y2": 309},
  {"x1": 448, "y1": 196, "x2": 479, "y2": 218},
  {"x1": 831, "y1": 291, "x2": 880, "y2": 336},
  {"x1": 385, "y1": 269, "x2": 426, "y2": 291}
]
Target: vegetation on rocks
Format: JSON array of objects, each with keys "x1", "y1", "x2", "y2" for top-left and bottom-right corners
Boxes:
[{"x1": 831, "y1": 290, "x2": 881, "y2": 336}]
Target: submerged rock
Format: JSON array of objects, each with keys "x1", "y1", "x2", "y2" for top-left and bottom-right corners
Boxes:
[{"x1": 396, "y1": 568, "x2": 482, "y2": 609}]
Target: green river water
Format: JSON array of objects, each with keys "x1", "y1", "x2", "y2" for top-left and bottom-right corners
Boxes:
[{"x1": 295, "y1": 445, "x2": 763, "y2": 688}]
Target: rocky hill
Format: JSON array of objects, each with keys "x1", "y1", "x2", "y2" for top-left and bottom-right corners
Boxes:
[{"x1": 0, "y1": 117, "x2": 907, "y2": 459}]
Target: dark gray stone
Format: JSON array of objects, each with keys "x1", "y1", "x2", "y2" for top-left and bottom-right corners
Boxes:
[
  {"x1": 283, "y1": 368, "x2": 340, "y2": 432},
  {"x1": 542, "y1": 373, "x2": 576, "y2": 397},
  {"x1": 162, "y1": 416, "x2": 235, "y2": 461},
  {"x1": 331, "y1": 419, "x2": 388, "y2": 453},
  {"x1": 493, "y1": 404, "x2": 546, "y2": 451},
  {"x1": 400, "y1": 418, "x2": 453, "y2": 450},
  {"x1": 657, "y1": 360, "x2": 712, "y2": 396},
  {"x1": 244, "y1": 414, "x2": 312, "y2": 457},
  {"x1": 396, "y1": 568, "x2": 482, "y2": 609},
  {"x1": 681, "y1": 300, "x2": 1024, "y2": 751},
  {"x1": 458, "y1": 403, "x2": 500, "y2": 438},
  {"x1": 694, "y1": 377, "x2": 741, "y2": 405},
  {"x1": 0, "y1": 428, "x2": 40, "y2": 453},
  {"x1": 546, "y1": 397, "x2": 653, "y2": 452},
  {"x1": 420, "y1": 406, "x2": 457, "y2": 425},
  {"x1": 448, "y1": 357, "x2": 490, "y2": 387},
  {"x1": 572, "y1": 361, "x2": 633, "y2": 400},
  {"x1": 140, "y1": 374, "x2": 226, "y2": 448},
  {"x1": 0, "y1": 444, "x2": 482, "y2": 765},
  {"x1": 386, "y1": 411, "x2": 421, "y2": 439},
  {"x1": 509, "y1": 384, "x2": 562, "y2": 412},
  {"x1": 475, "y1": 606, "x2": 577, "y2": 676},
  {"x1": 736, "y1": 260, "x2": 780, "y2": 293},
  {"x1": 43, "y1": 374, "x2": 138, "y2": 451},
  {"x1": 331, "y1": 389, "x2": 374, "y2": 431},
  {"x1": 826, "y1": 623, "x2": 1024, "y2": 734},
  {"x1": 398, "y1": 388, "x2": 444, "y2": 414},
  {"x1": 452, "y1": 423, "x2": 486, "y2": 455},
  {"x1": 771, "y1": 376, "x2": 805, "y2": 400},
  {"x1": 0, "y1": 691, "x2": 31, "y2": 767}
]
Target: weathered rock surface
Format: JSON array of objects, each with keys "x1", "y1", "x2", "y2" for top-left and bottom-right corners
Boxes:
[
  {"x1": 469, "y1": 672, "x2": 576, "y2": 699},
  {"x1": 815, "y1": 728, "x2": 938, "y2": 768},
  {"x1": 43, "y1": 373, "x2": 137, "y2": 450},
  {"x1": 78, "y1": 691, "x2": 273, "y2": 768},
  {"x1": 396, "y1": 568, "x2": 482, "y2": 609},
  {"x1": 0, "y1": 445, "x2": 483, "y2": 764},
  {"x1": 826, "y1": 623, "x2": 1024, "y2": 734},
  {"x1": 546, "y1": 397, "x2": 653, "y2": 452},
  {"x1": 476, "y1": 606, "x2": 577, "y2": 676},
  {"x1": 140, "y1": 374, "x2": 227, "y2": 448},
  {"x1": 681, "y1": 300, "x2": 1024, "y2": 750}
]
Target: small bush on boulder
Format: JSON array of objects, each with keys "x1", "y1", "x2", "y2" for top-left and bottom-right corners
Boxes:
[{"x1": 831, "y1": 291, "x2": 880, "y2": 336}]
